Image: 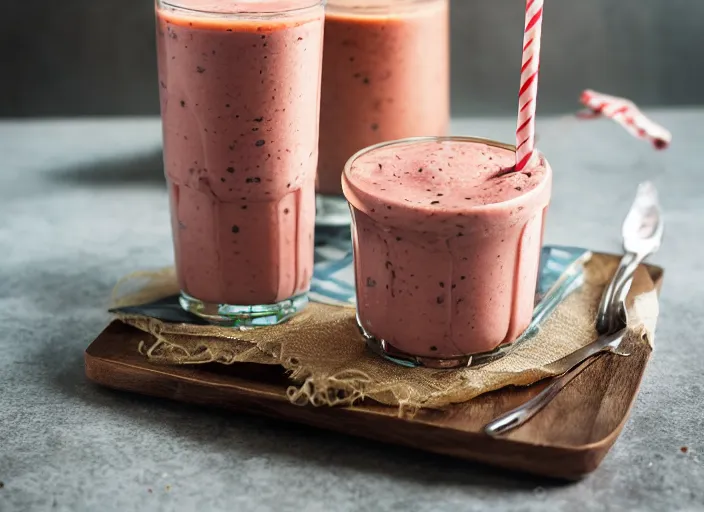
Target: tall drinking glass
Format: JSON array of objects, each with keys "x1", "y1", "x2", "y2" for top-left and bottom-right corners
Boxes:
[
  {"x1": 316, "y1": 0, "x2": 450, "y2": 224},
  {"x1": 155, "y1": 0, "x2": 325, "y2": 325}
]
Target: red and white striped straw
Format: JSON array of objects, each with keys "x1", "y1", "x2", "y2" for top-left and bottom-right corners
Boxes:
[
  {"x1": 579, "y1": 89, "x2": 672, "y2": 149},
  {"x1": 514, "y1": 0, "x2": 544, "y2": 171}
]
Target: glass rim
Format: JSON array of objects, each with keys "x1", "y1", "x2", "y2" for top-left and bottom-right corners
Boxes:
[
  {"x1": 342, "y1": 135, "x2": 551, "y2": 216},
  {"x1": 158, "y1": 0, "x2": 325, "y2": 17}
]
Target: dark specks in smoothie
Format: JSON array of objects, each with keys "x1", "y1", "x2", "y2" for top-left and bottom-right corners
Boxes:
[
  {"x1": 418, "y1": 168, "x2": 423, "y2": 173},
  {"x1": 231, "y1": 225, "x2": 240, "y2": 234},
  {"x1": 437, "y1": 193, "x2": 444, "y2": 197},
  {"x1": 284, "y1": 208, "x2": 290, "y2": 214},
  {"x1": 225, "y1": 103, "x2": 230, "y2": 108},
  {"x1": 436, "y1": 296, "x2": 445, "y2": 305},
  {"x1": 255, "y1": 140, "x2": 266, "y2": 147},
  {"x1": 254, "y1": 117, "x2": 263, "y2": 122},
  {"x1": 430, "y1": 346, "x2": 438, "y2": 352},
  {"x1": 461, "y1": 275, "x2": 466, "y2": 280},
  {"x1": 378, "y1": 164, "x2": 382, "y2": 171},
  {"x1": 241, "y1": 205, "x2": 247, "y2": 210},
  {"x1": 297, "y1": 37, "x2": 303, "y2": 41},
  {"x1": 439, "y1": 282, "x2": 445, "y2": 288},
  {"x1": 386, "y1": 205, "x2": 392, "y2": 210},
  {"x1": 515, "y1": 186, "x2": 523, "y2": 191},
  {"x1": 220, "y1": 177, "x2": 226, "y2": 182},
  {"x1": 180, "y1": 100, "x2": 186, "y2": 107},
  {"x1": 353, "y1": 73, "x2": 361, "y2": 79},
  {"x1": 196, "y1": 66, "x2": 206, "y2": 73},
  {"x1": 227, "y1": 167, "x2": 235, "y2": 173},
  {"x1": 246, "y1": 177, "x2": 261, "y2": 183},
  {"x1": 430, "y1": 200, "x2": 440, "y2": 205},
  {"x1": 363, "y1": 77, "x2": 370, "y2": 85},
  {"x1": 395, "y1": 236, "x2": 402, "y2": 241},
  {"x1": 371, "y1": 123, "x2": 379, "y2": 131},
  {"x1": 524, "y1": 172, "x2": 532, "y2": 178},
  {"x1": 385, "y1": 260, "x2": 392, "y2": 269}
]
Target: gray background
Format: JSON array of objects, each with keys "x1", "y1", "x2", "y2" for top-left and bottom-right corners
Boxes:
[
  {"x1": 1, "y1": 114, "x2": 703, "y2": 511},
  {"x1": 1, "y1": 0, "x2": 702, "y2": 117}
]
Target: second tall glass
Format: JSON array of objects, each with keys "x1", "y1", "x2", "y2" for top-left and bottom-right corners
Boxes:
[
  {"x1": 316, "y1": 0, "x2": 450, "y2": 224},
  {"x1": 155, "y1": 0, "x2": 325, "y2": 326}
]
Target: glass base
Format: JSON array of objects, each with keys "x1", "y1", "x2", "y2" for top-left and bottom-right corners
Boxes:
[
  {"x1": 316, "y1": 194, "x2": 351, "y2": 226},
  {"x1": 179, "y1": 291, "x2": 309, "y2": 327},
  {"x1": 356, "y1": 313, "x2": 518, "y2": 369}
]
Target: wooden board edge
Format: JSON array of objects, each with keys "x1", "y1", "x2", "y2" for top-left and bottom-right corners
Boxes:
[{"x1": 84, "y1": 345, "x2": 648, "y2": 480}]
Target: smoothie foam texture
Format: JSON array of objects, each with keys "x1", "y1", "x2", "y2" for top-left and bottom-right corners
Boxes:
[{"x1": 110, "y1": 236, "x2": 659, "y2": 412}]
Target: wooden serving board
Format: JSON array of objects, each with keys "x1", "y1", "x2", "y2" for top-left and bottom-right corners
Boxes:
[{"x1": 85, "y1": 265, "x2": 663, "y2": 480}]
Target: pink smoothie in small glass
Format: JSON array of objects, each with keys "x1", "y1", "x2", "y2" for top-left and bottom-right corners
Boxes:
[
  {"x1": 342, "y1": 137, "x2": 552, "y2": 359},
  {"x1": 156, "y1": 0, "x2": 324, "y2": 312}
]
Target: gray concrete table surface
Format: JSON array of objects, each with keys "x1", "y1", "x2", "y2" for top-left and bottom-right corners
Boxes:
[{"x1": 0, "y1": 111, "x2": 702, "y2": 512}]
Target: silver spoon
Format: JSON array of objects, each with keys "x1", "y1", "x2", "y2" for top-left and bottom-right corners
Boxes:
[{"x1": 596, "y1": 181, "x2": 664, "y2": 334}]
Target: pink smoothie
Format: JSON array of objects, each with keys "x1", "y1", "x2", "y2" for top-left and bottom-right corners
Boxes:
[
  {"x1": 156, "y1": 1, "x2": 324, "y2": 306},
  {"x1": 318, "y1": 0, "x2": 449, "y2": 196},
  {"x1": 342, "y1": 137, "x2": 552, "y2": 358}
]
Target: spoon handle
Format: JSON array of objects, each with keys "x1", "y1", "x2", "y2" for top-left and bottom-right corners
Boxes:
[
  {"x1": 596, "y1": 251, "x2": 640, "y2": 333},
  {"x1": 484, "y1": 357, "x2": 597, "y2": 436}
]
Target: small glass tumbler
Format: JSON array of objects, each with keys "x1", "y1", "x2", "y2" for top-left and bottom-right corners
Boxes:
[{"x1": 342, "y1": 136, "x2": 552, "y2": 368}]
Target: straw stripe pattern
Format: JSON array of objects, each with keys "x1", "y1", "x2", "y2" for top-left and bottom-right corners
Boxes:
[
  {"x1": 515, "y1": 0, "x2": 544, "y2": 171},
  {"x1": 579, "y1": 89, "x2": 672, "y2": 149}
]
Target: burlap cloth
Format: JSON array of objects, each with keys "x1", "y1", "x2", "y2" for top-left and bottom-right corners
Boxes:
[{"x1": 111, "y1": 254, "x2": 659, "y2": 413}]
